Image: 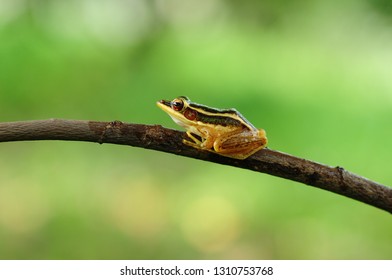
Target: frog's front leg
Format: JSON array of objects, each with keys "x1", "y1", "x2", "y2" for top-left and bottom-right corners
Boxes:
[
  {"x1": 183, "y1": 130, "x2": 215, "y2": 152},
  {"x1": 183, "y1": 131, "x2": 202, "y2": 145}
]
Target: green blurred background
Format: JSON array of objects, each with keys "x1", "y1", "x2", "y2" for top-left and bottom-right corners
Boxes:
[{"x1": 1, "y1": 0, "x2": 391, "y2": 259}]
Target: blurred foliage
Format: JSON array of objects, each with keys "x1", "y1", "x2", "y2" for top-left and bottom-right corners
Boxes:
[
  {"x1": 0, "y1": 0, "x2": 391, "y2": 259},
  {"x1": 369, "y1": 0, "x2": 392, "y2": 19}
]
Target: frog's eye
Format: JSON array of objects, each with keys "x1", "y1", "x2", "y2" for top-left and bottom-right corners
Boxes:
[
  {"x1": 184, "y1": 108, "x2": 198, "y2": 120},
  {"x1": 171, "y1": 98, "x2": 184, "y2": 111}
]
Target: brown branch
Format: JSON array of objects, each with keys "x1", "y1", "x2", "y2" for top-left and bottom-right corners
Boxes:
[{"x1": 1, "y1": 119, "x2": 391, "y2": 214}]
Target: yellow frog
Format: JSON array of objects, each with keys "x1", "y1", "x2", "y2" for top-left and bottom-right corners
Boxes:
[{"x1": 157, "y1": 96, "x2": 267, "y2": 159}]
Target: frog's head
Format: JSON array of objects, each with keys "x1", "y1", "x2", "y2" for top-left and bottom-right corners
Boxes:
[{"x1": 156, "y1": 96, "x2": 198, "y2": 128}]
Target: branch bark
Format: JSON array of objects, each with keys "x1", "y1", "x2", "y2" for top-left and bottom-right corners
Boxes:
[{"x1": 1, "y1": 119, "x2": 391, "y2": 214}]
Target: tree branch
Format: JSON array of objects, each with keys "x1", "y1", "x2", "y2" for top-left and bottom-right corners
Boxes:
[{"x1": 1, "y1": 119, "x2": 391, "y2": 214}]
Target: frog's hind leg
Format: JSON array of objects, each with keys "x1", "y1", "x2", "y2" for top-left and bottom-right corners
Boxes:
[{"x1": 214, "y1": 130, "x2": 267, "y2": 159}]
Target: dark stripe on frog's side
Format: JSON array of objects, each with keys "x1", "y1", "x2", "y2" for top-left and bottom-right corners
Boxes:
[
  {"x1": 195, "y1": 111, "x2": 245, "y2": 127},
  {"x1": 191, "y1": 104, "x2": 256, "y2": 129},
  {"x1": 182, "y1": 97, "x2": 244, "y2": 118},
  {"x1": 190, "y1": 102, "x2": 238, "y2": 115}
]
